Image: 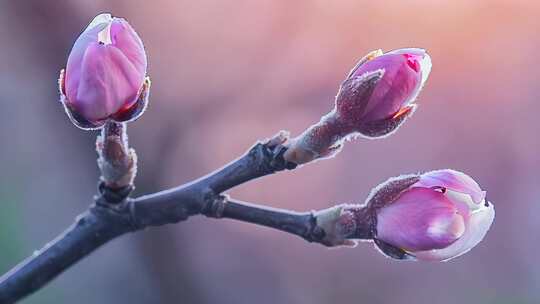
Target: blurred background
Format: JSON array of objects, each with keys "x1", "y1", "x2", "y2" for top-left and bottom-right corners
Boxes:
[{"x1": 1, "y1": 0, "x2": 539, "y2": 303}]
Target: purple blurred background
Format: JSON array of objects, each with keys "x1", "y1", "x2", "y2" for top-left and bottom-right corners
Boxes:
[{"x1": 1, "y1": 1, "x2": 539, "y2": 303}]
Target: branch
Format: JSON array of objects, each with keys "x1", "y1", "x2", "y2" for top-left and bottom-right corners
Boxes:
[
  {"x1": 0, "y1": 131, "x2": 374, "y2": 303},
  {"x1": 0, "y1": 207, "x2": 133, "y2": 303},
  {"x1": 130, "y1": 130, "x2": 296, "y2": 226},
  {"x1": 213, "y1": 198, "x2": 372, "y2": 245}
]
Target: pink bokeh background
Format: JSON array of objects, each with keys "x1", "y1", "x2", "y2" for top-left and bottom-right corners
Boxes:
[{"x1": 1, "y1": 1, "x2": 539, "y2": 303}]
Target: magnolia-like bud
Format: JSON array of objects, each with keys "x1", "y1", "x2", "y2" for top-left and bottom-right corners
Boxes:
[
  {"x1": 59, "y1": 13, "x2": 149, "y2": 130},
  {"x1": 336, "y1": 48, "x2": 431, "y2": 137},
  {"x1": 283, "y1": 48, "x2": 431, "y2": 165},
  {"x1": 367, "y1": 169, "x2": 494, "y2": 261}
]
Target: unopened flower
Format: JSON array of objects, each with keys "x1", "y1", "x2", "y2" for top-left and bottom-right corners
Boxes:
[
  {"x1": 336, "y1": 48, "x2": 431, "y2": 137},
  {"x1": 283, "y1": 48, "x2": 431, "y2": 165},
  {"x1": 59, "y1": 13, "x2": 149, "y2": 129},
  {"x1": 369, "y1": 169, "x2": 494, "y2": 261}
]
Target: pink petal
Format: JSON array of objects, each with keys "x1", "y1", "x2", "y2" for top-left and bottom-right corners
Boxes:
[
  {"x1": 354, "y1": 54, "x2": 421, "y2": 121},
  {"x1": 109, "y1": 18, "x2": 147, "y2": 81},
  {"x1": 376, "y1": 187, "x2": 465, "y2": 252},
  {"x1": 343, "y1": 48, "x2": 431, "y2": 123},
  {"x1": 74, "y1": 43, "x2": 143, "y2": 121}
]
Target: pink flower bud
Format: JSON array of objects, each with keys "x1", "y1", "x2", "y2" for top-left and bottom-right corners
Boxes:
[
  {"x1": 372, "y1": 169, "x2": 494, "y2": 261},
  {"x1": 60, "y1": 13, "x2": 148, "y2": 129},
  {"x1": 335, "y1": 48, "x2": 431, "y2": 137},
  {"x1": 283, "y1": 48, "x2": 431, "y2": 165}
]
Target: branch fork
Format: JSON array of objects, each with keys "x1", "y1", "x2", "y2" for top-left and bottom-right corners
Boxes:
[{"x1": 0, "y1": 128, "x2": 374, "y2": 303}]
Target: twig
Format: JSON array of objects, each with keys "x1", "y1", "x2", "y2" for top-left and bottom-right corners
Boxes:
[
  {"x1": 0, "y1": 206, "x2": 133, "y2": 303},
  {"x1": 0, "y1": 131, "x2": 374, "y2": 303}
]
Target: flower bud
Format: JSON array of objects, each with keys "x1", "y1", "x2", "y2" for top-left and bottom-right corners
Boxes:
[
  {"x1": 59, "y1": 13, "x2": 149, "y2": 129},
  {"x1": 283, "y1": 48, "x2": 431, "y2": 165},
  {"x1": 368, "y1": 169, "x2": 494, "y2": 261},
  {"x1": 336, "y1": 48, "x2": 431, "y2": 137}
]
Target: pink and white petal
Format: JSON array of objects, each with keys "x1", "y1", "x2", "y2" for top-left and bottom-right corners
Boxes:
[
  {"x1": 418, "y1": 53, "x2": 432, "y2": 86},
  {"x1": 444, "y1": 188, "x2": 483, "y2": 216},
  {"x1": 443, "y1": 189, "x2": 473, "y2": 222},
  {"x1": 415, "y1": 169, "x2": 486, "y2": 204},
  {"x1": 376, "y1": 188, "x2": 465, "y2": 252},
  {"x1": 413, "y1": 202, "x2": 494, "y2": 262},
  {"x1": 86, "y1": 13, "x2": 113, "y2": 31},
  {"x1": 386, "y1": 48, "x2": 431, "y2": 86}
]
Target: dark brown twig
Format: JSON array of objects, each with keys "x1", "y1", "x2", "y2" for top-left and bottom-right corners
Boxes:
[{"x1": 0, "y1": 130, "x2": 373, "y2": 303}]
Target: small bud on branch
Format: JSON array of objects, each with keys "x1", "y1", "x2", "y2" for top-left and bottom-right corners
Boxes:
[
  {"x1": 59, "y1": 13, "x2": 149, "y2": 130},
  {"x1": 284, "y1": 48, "x2": 432, "y2": 165}
]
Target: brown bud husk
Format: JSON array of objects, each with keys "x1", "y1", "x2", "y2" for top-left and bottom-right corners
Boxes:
[
  {"x1": 315, "y1": 204, "x2": 375, "y2": 247},
  {"x1": 96, "y1": 122, "x2": 137, "y2": 189}
]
